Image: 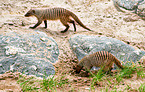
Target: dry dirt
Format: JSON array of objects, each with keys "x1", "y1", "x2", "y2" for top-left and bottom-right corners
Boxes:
[{"x1": 0, "y1": 0, "x2": 145, "y2": 92}]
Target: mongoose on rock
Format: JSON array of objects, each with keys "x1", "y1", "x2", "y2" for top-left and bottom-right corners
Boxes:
[
  {"x1": 25, "y1": 7, "x2": 92, "y2": 33},
  {"x1": 73, "y1": 51, "x2": 123, "y2": 74}
]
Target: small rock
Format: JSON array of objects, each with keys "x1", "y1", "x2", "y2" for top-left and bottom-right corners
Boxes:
[
  {"x1": 21, "y1": 21, "x2": 25, "y2": 26},
  {"x1": 85, "y1": 88, "x2": 90, "y2": 90}
]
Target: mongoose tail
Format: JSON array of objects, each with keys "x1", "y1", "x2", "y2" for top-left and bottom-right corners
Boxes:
[
  {"x1": 69, "y1": 11, "x2": 92, "y2": 31},
  {"x1": 114, "y1": 57, "x2": 124, "y2": 69}
]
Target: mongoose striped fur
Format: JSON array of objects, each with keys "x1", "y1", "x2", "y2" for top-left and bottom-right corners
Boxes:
[
  {"x1": 74, "y1": 51, "x2": 123, "y2": 74},
  {"x1": 25, "y1": 7, "x2": 92, "y2": 33}
]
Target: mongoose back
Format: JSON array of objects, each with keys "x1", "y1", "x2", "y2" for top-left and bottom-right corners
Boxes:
[
  {"x1": 74, "y1": 51, "x2": 123, "y2": 74},
  {"x1": 24, "y1": 7, "x2": 92, "y2": 33}
]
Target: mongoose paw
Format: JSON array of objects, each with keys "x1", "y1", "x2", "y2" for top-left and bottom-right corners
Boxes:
[
  {"x1": 60, "y1": 31, "x2": 66, "y2": 33},
  {"x1": 29, "y1": 27, "x2": 35, "y2": 29}
]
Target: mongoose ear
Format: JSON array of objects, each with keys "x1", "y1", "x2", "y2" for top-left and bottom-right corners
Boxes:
[{"x1": 32, "y1": 10, "x2": 35, "y2": 14}]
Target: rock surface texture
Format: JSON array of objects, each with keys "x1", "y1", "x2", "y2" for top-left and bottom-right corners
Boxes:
[
  {"x1": 113, "y1": 0, "x2": 145, "y2": 17},
  {"x1": 0, "y1": 30, "x2": 59, "y2": 77},
  {"x1": 69, "y1": 35, "x2": 145, "y2": 67}
]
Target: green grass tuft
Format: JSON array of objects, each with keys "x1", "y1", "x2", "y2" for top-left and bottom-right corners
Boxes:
[
  {"x1": 17, "y1": 74, "x2": 69, "y2": 92},
  {"x1": 138, "y1": 83, "x2": 145, "y2": 92},
  {"x1": 17, "y1": 61, "x2": 145, "y2": 92}
]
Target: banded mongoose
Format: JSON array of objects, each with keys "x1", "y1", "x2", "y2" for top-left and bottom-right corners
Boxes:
[
  {"x1": 74, "y1": 51, "x2": 123, "y2": 74},
  {"x1": 25, "y1": 7, "x2": 92, "y2": 33}
]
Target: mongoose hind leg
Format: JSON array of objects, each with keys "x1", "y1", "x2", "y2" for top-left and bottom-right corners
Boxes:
[
  {"x1": 44, "y1": 20, "x2": 47, "y2": 28},
  {"x1": 60, "y1": 15, "x2": 76, "y2": 33},
  {"x1": 70, "y1": 20, "x2": 76, "y2": 32},
  {"x1": 61, "y1": 25, "x2": 69, "y2": 33},
  {"x1": 103, "y1": 62, "x2": 113, "y2": 74},
  {"x1": 105, "y1": 67, "x2": 113, "y2": 75},
  {"x1": 60, "y1": 17, "x2": 70, "y2": 33}
]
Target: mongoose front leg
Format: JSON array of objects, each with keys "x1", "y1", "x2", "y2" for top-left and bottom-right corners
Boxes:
[
  {"x1": 44, "y1": 20, "x2": 47, "y2": 28},
  {"x1": 29, "y1": 20, "x2": 42, "y2": 29}
]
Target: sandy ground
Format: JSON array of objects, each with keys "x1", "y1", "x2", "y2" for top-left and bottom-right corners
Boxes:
[{"x1": 0, "y1": 0, "x2": 145, "y2": 91}]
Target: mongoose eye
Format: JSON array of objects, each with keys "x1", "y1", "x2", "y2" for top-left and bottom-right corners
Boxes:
[{"x1": 24, "y1": 12, "x2": 32, "y2": 17}]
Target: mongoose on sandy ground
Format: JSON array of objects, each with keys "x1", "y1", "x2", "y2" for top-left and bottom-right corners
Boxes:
[
  {"x1": 25, "y1": 7, "x2": 92, "y2": 33},
  {"x1": 74, "y1": 51, "x2": 123, "y2": 74}
]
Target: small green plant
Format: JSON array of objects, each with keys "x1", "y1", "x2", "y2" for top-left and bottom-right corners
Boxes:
[
  {"x1": 100, "y1": 86, "x2": 109, "y2": 92},
  {"x1": 136, "y1": 65, "x2": 145, "y2": 79},
  {"x1": 105, "y1": 86, "x2": 109, "y2": 92},
  {"x1": 41, "y1": 75, "x2": 69, "y2": 91},
  {"x1": 111, "y1": 86, "x2": 118, "y2": 92},
  {"x1": 17, "y1": 75, "x2": 40, "y2": 91},
  {"x1": 138, "y1": 83, "x2": 145, "y2": 92},
  {"x1": 17, "y1": 74, "x2": 69, "y2": 92},
  {"x1": 41, "y1": 76, "x2": 56, "y2": 91},
  {"x1": 115, "y1": 66, "x2": 134, "y2": 83},
  {"x1": 90, "y1": 67, "x2": 105, "y2": 87},
  {"x1": 115, "y1": 61, "x2": 145, "y2": 83},
  {"x1": 125, "y1": 84, "x2": 131, "y2": 90},
  {"x1": 119, "y1": 66, "x2": 135, "y2": 77}
]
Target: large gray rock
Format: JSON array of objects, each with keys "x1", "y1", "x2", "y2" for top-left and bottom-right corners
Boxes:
[
  {"x1": 113, "y1": 0, "x2": 145, "y2": 17},
  {"x1": 69, "y1": 35, "x2": 145, "y2": 67},
  {"x1": 0, "y1": 30, "x2": 59, "y2": 78},
  {"x1": 138, "y1": 1, "x2": 145, "y2": 17}
]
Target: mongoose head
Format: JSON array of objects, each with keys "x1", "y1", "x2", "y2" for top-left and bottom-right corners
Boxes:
[
  {"x1": 25, "y1": 9, "x2": 35, "y2": 17},
  {"x1": 73, "y1": 64, "x2": 83, "y2": 74}
]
